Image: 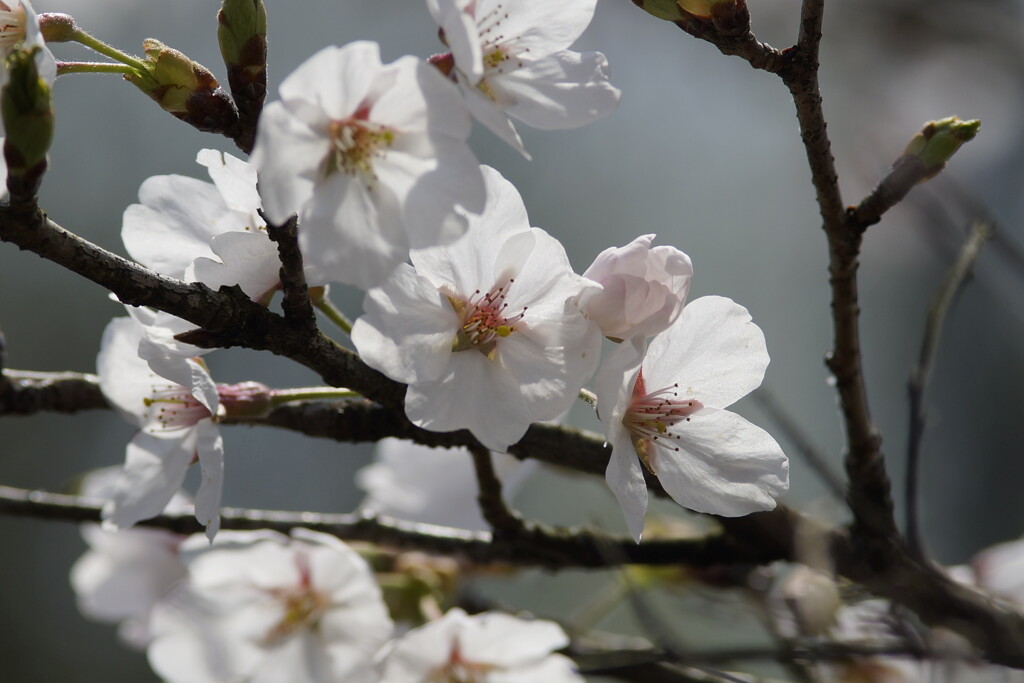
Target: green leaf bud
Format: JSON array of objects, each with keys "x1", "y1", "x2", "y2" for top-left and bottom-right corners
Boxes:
[
  {"x1": 2, "y1": 46, "x2": 54, "y2": 179},
  {"x1": 903, "y1": 116, "x2": 981, "y2": 177}
]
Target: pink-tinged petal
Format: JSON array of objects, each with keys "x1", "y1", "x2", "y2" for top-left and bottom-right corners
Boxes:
[
  {"x1": 101, "y1": 430, "x2": 195, "y2": 531},
  {"x1": 461, "y1": 81, "x2": 529, "y2": 156},
  {"x1": 299, "y1": 172, "x2": 408, "y2": 289},
  {"x1": 645, "y1": 296, "x2": 770, "y2": 409},
  {"x1": 606, "y1": 434, "x2": 649, "y2": 543},
  {"x1": 405, "y1": 354, "x2": 531, "y2": 452},
  {"x1": 477, "y1": 0, "x2": 598, "y2": 54},
  {"x1": 278, "y1": 43, "x2": 380, "y2": 121},
  {"x1": 427, "y1": 0, "x2": 484, "y2": 82},
  {"x1": 496, "y1": 654, "x2": 585, "y2": 683},
  {"x1": 189, "y1": 231, "x2": 282, "y2": 301},
  {"x1": 250, "y1": 101, "x2": 324, "y2": 225},
  {"x1": 122, "y1": 175, "x2": 225, "y2": 279},
  {"x1": 353, "y1": 263, "x2": 459, "y2": 384},
  {"x1": 192, "y1": 419, "x2": 225, "y2": 540},
  {"x1": 650, "y1": 408, "x2": 789, "y2": 517},
  {"x1": 195, "y1": 149, "x2": 261, "y2": 216},
  {"x1": 495, "y1": 50, "x2": 621, "y2": 130},
  {"x1": 380, "y1": 609, "x2": 467, "y2": 679}
]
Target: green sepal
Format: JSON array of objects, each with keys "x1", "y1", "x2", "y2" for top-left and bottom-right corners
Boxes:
[{"x1": 2, "y1": 47, "x2": 54, "y2": 171}]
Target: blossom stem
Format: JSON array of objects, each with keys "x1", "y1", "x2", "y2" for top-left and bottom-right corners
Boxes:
[
  {"x1": 69, "y1": 28, "x2": 148, "y2": 73},
  {"x1": 312, "y1": 295, "x2": 353, "y2": 335},
  {"x1": 268, "y1": 387, "x2": 360, "y2": 406},
  {"x1": 56, "y1": 61, "x2": 134, "y2": 76}
]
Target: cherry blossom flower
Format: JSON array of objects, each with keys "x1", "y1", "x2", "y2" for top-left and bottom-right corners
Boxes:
[
  {"x1": 70, "y1": 468, "x2": 189, "y2": 649},
  {"x1": 425, "y1": 0, "x2": 620, "y2": 156},
  {"x1": 352, "y1": 165, "x2": 601, "y2": 452},
  {"x1": 357, "y1": 438, "x2": 533, "y2": 531},
  {"x1": 123, "y1": 149, "x2": 319, "y2": 303},
  {"x1": 98, "y1": 317, "x2": 269, "y2": 539},
  {"x1": 595, "y1": 296, "x2": 789, "y2": 541},
  {"x1": 147, "y1": 529, "x2": 393, "y2": 683},
  {"x1": 972, "y1": 537, "x2": 1024, "y2": 605},
  {"x1": 379, "y1": 607, "x2": 583, "y2": 682},
  {"x1": 0, "y1": 1, "x2": 56, "y2": 86},
  {"x1": 252, "y1": 40, "x2": 485, "y2": 289},
  {"x1": 576, "y1": 233, "x2": 693, "y2": 341}
]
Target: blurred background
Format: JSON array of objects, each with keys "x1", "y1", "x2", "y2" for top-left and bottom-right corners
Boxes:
[{"x1": 1, "y1": 0, "x2": 1022, "y2": 679}]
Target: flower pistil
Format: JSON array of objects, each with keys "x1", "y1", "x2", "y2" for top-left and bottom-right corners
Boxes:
[{"x1": 624, "y1": 369, "x2": 703, "y2": 472}]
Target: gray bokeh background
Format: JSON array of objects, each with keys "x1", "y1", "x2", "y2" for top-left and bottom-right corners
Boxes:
[{"x1": 1, "y1": 0, "x2": 1022, "y2": 679}]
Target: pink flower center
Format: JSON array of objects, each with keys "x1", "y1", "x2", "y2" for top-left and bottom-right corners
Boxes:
[
  {"x1": 448, "y1": 279, "x2": 527, "y2": 357},
  {"x1": 261, "y1": 553, "x2": 329, "y2": 646},
  {"x1": 624, "y1": 369, "x2": 703, "y2": 472},
  {"x1": 143, "y1": 385, "x2": 212, "y2": 431},
  {"x1": 322, "y1": 109, "x2": 395, "y2": 182},
  {"x1": 429, "y1": 641, "x2": 495, "y2": 683},
  {"x1": 0, "y1": 2, "x2": 26, "y2": 51}
]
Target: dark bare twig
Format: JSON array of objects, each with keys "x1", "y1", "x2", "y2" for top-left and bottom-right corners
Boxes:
[
  {"x1": 0, "y1": 370, "x2": 108, "y2": 414},
  {"x1": 752, "y1": 388, "x2": 845, "y2": 499},
  {"x1": 847, "y1": 156, "x2": 934, "y2": 231},
  {"x1": 469, "y1": 445, "x2": 525, "y2": 536},
  {"x1": 264, "y1": 215, "x2": 317, "y2": 335},
  {"x1": 0, "y1": 484, "x2": 775, "y2": 569},
  {"x1": 906, "y1": 220, "x2": 993, "y2": 560}
]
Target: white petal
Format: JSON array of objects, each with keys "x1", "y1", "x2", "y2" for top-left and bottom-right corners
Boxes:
[
  {"x1": 278, "y1": 43, "x2": 381, "y2": 121},
  {"x1": 97, "y1": 317, "x2": 163, "y2": 425},
  {"x1": 101, "y1": 430, "x2": 195, "y2": 531},
  {"x1": 195, "y1": 148, "x2": 262, "y2": 216},
  {"x1": 192, "y1": 419, "x2": 225, "y2": 540},
  {"x1": 650, "y1": 409, "x2": 789, "y2": 517},
  {"x1": 645, "y1": 296, "x2": 770, "y2": 409},
  {"x1": 494, "y1": 50, "x2": 621, "y2": 130},
  {"x1": 427, "y1": 0, "x2": 484, "y2": 81},
  {"x1": 122, "y1": 175, "x2": 226, "y2": 279},
  {"x1": 461, "y1": 80, "x2": 529, "y2": 155},
  {"x1": 352, "y1": 263, "x2": 459, "y2": 384},
  {"x1": 477, "y1": 0, "x2": 598, "y2": 54},
  {"x1": 250, "y1": 101, "x2": 324, "y2": 225},
  {"x1": 456, "y1": 611, "x2": 569, "y2": 666},
  {"x1": 189, "y1": 230, "x2": 283, "y2": 301}
]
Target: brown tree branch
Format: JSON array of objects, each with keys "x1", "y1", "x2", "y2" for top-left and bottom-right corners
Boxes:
[
  {"x1": 264, "y1": 215, "x2": 317, "y2": 334},
  {"x1": 0, "y1": 484, "x2": 775, "y2": 570}
]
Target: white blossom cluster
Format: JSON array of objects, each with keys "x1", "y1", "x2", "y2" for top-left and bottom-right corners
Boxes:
[{"x1": 55, "y1": 0, "x2": 798, "y2": 678}]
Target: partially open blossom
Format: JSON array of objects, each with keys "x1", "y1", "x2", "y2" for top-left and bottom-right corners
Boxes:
[
  {"x1": 148, "y1": 529, "x2": 393, "y2": 683},
  {"x1": 426, "y1": 0, "x2": 620, "y2": 157},
  {"x1": 352, "y1": 165, "x2": 601, "y2": 452},
  {"x1": 577, "y1": 233, "x2": 693, "y2": 341},
  {"x1": 252, "y1": 40, "x2": 485, "y2": 289},
  {"x1": 379, "y1": 607, "x2": 582, "y2": 682},
  {"x1": 358, "y1": 438, "x2": 533, "y2": 531},
  {"x1": 596, "y1": 296, "x2": 788, "y2": 541},
  {"x1": 70, "y1": 468, "x2": 189, "y2": 649},
  {"x1": 97, "y1": 317, "x2": 269, "y2": 539}
]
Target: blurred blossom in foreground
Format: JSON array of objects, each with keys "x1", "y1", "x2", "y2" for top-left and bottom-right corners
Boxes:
[
  {"x1": 70, "y1": 469, "x2": 189, "y2": 649},
  {"x1": 379, "y1": 607, "x2": 583, "y2": 682},
  {"x1": 148, "y1": 529, "x2": 393, "y2": 683},
  {"x1": 357, "y1": 438, "x2": 534, "y2": 531}
]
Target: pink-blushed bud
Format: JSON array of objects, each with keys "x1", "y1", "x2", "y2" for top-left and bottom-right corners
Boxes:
[
  {"x1": 218, "y1": 381, "x2": 272, "y2": 418},
  {"x1": 37, "y1": 12, "x2": 76, "y2": 42},
  {"x1": 577, "y1": 234, "x2": 693, "y2": 342}
]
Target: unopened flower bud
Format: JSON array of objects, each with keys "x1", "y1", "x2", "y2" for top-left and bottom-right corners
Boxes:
[
  {"x1": 629, "y1": 0, "x2": 684, "y2": 22},
  {"x1": 2, "y1": 46, "x2": 53, "y2": 193},
  {"x1": 577, "y1": 234, "x2": 693, "y2": 342},
  {"x1": 217, "y1": 0, "x2": 265, "y2": 67},
  {"x1": 37, "y1": 12, "x2": 76, "y2": 42},
  {"x1": 218, "y1": 381, "x2": 272, "y2": 419},
  {"x1": 125, "y1": 38, "x2": 239, "y2": 134},
  {"x1": 902, "y1": 116, "x2": 980, "y2": 181}
]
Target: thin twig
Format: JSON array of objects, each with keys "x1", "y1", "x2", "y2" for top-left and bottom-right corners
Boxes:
[
  {"x1": 752, "y1": 388, "x2": 845, "y2": 499},
  {"x1": 0, "y1": 484, "x2": 774, "y2": 570},
  {"x1": 0, "y1": 370, "x2": 107, "y2": 414},
  {"x1": 847, "y1": 156, "x2": 933, "y2": 231},
  {"x1": 469, "y1": 445, "x2": 525, "y2": 536},
  {"x1": 265, "y1": 215, "x2": 317, "y2": 335},
  {"x1": 906, "y1": 220, "x2": 993, "y2": 560}
]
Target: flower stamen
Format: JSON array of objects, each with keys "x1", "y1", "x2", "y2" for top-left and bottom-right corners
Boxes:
[
  {"x1": 321, "y1": 110, "x2": 395, "y2": 183},
  {"x1": 624, "y1": 370, "x2": 703, "y2": 472},
  {"x1": 448, "y1": 279, "x2": 527, "y2": 357},
  {"x1": 143, "y1": 385, "x2": 212, "y2": 431}
]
